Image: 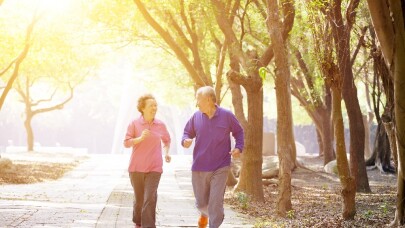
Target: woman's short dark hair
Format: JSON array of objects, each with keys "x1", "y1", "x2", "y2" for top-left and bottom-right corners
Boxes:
[{"x1": 137, "y1": 94, "x2": 155, "y2": 114}]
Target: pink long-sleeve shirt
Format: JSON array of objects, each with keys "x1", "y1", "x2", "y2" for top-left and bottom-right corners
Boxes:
[{"x1": 124, "y1": 116, "x2": 171, "y2": 173}]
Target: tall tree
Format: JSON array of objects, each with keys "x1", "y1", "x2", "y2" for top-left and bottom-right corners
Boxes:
[
  {"x1": 308, "y1": 3, "x2": 356, "y2": 218},
  {"x1": 366, "y1": 26, "x2": 396, "y2": 173},
  {"x1": 267, "y1": 0, "x2": 296, "y2": 216},
  {"x1": 210, "y1": 0, "x2": 296, "y2": 201},
  {"x1": 330, "y1": 76, "x2": 357, "y2": 220},
  {"x1": 291, "y1": 54, "x2": 334, "y2": 165},
  {"x1": 15, "y1": 76, "x2": 74, "y2": 151},
  {"x1": 288, "y1": 1, "x2": 336, "y2": 165},
  {"x1": 366, "y1": 0, "x2": 405, "y2": 225},
  {"x1": 1, "y1": 0, "x2": 99, "y2": 152},
  {"x1": 211, "y1": 0, "x2": 264, "y2": 201},
  {"x1": 326, "y1": 0, "x2": 371, "y2": 193}
]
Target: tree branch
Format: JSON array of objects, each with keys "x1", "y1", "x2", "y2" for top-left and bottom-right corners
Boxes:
[
  {"x1": 32, "y1": 83, "x2": 74, "y2": 116},
  {"x1": 168, "y1": 13, "x2": 192, "y2": 49},
  {"x1": 0, "y1": 12, "x2": 40, "y2": 110},
  {"x1": 259, "y1": 0, "x2": 295, "y2": 67},
  {"x1": 350, "y1": 26, "x2": 368, "y2": 66},
  {"x1": 133, "y1": 0, "x2": 206, "y2": 87}
]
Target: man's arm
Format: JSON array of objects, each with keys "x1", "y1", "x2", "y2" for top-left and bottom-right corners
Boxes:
[
  {"x1": 230, "y1": 114, "x2": 244, "y2": 152},
  {"x1": 181, "y1": 116, "x2": 196, "y2": 148}
]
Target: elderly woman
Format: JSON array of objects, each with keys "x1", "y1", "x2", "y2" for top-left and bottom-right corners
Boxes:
[{"x1": 123, "y1": 94, "x2": 171, "y2": 228}]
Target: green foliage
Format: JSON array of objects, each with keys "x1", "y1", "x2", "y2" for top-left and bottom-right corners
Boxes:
[
  {"x1": 286, "y1": 210, "x2": 295, "y2": 219},
  {"x1": 363, "y1": 210, "x2": 373, "y2": 219},
  {"x1": 254, "y1": 219, "x2": 274, "y2": 228},
  {"x1": 259, "y1": 67, "x2": 267, "y2": 82},
  {"x1": 86, "y1": 0, "x2": 136, "y2": 45},
  {"x1": 236, "y1": 192, "x2": 249, "y2": 210},
  {"x1": 380, "y1": 202, "x2": 389, "y2": 215}
]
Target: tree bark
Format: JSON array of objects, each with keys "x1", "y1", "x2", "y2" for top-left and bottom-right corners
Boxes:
[
  {"x1": 367, "y1": 26, "x2": 395, "y2": 173},
  {"x1": 383, "y1": 121, "x2": 397, "y2": 171},
  {"x1": 267, "y1": 0, "x2": 296, "y2": 216},
  {"x1": 321, "y1": 84, "x2": 335, "y2": 164},
  {"x1": 331, "y1": 86, "x2": 356, "y2": 220},
  {"x1": 291, "y1": 50, "x2": 334, "y2": 165},
  {"x1": 363, "y1": 114, "x2": 372, "y2": 160},
  {"x1": 316, "y1": 129, "x2": 324, "y2": 156},
  {"x1": 366, "y1": 122, "x2": 395, "y2": 173},
  {"x1": 234, "y1": 88, "x2": 264, "y2": 201},
  {"x1": 211, "y1": 0, "x2": 265, "y2": 202},
  {"x1": 366, "y1": 0, "x2": 405, "y2": 225},
  {"x1": 391, "y1": 0, "x2": 405, "y2": 224},
  {"x1": 24, "y1": 113, "x2": 34, "y2": 151},
  {"x1": 330, "y1": 0, "x2": 370, "y2": 193}
]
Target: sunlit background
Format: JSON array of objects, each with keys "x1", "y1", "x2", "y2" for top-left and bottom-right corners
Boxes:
[{"x1": 0, "y1": 0, "x2": 352, "y2": 155}]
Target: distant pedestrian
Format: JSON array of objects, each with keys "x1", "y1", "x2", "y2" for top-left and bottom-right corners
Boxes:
[
  {"x1": 123, "y1": 94, "x2": 171, "y2": 228},
  {"x1": 181, "y1": 86, "x2": 244, "y2": 228}
]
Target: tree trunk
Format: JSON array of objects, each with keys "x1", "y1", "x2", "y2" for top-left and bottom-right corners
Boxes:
[
  {"x1": 363, "y1": 114, "x2": 372, "y2": 160},
  {"x1": 383, "y1": 122, "x2": 398, "y2": 172},
  {"x1": 24, "y1": 112, "x2": 34, "y2": 152},
  {"x1": 316, "y1": 129, "x2": 324, "y2": 156},
  {"x1": 225, "y1": 47, "x2": 264, "y2": 201},
  {"x1": 234, "y1": 89, "x2": 264, "y2": 201},
  {"x1": 323, "y1": 83, "x2": 334, "y2": 164},
  {"x1": 329, "y1": 0, "x2": 370, "y2": 193},
  {"x1": 342, "y1": 70, "x2": 370, "y2": 192},
  {"x1": 227, "y1": 167, "x2": 238, "y2": 186},
  {"x1": 321, "y1": 108, "x2": 335, "y2": 165},
  {"x1": 366, "y1": 122, "x2": 395, "y2": 173},
  {"x1": 267, "y1": 0, "x2": 296, "y2": 216},
  {"x1": 226, "y1": 69, "x2": 245, "y2": 187},
  {"x1": 367, "y1": 24, "x2": 395, "y2": 173},
  {"x1": 367, "y1": 0, "x2": 405, "y2": 222},
  {"x1": 391, "y1": 0, "x2": 405, "y2": 224},
  {"x1": 382, "y1": 113, "x2": 398, "y2": 172},
  {"x1": 331, "y1": 86, "x2": 356, "y2": 220}
]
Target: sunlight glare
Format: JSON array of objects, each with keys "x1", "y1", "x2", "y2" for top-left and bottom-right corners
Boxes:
[{"x1": 38, "y1": 0, "x2": 73, "y2": 14}]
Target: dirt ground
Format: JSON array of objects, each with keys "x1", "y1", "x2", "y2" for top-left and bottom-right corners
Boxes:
[
  {"x1": 225, "y1": 155, "x2": 397, "y2": 227},
  {"x1": 0, "y1": 152, "x2": 86, "y2": 184}
]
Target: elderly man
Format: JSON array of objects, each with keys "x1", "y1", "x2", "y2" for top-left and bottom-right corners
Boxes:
[{"x1": 182, "y1": 86, "x2": 244, "y2": 228}]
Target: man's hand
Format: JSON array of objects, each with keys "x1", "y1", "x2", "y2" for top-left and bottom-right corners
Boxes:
[
  {"x1": 183, "y1": 139, "x2": 193, "y2": 148},
  {"x1": 229, "y1": 148, "x2": 241, "y2": 158}
]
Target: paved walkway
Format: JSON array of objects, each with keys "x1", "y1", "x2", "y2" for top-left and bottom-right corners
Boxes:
[{"x1": 0, "y1": 153, "x2": 254, "y2": 227}]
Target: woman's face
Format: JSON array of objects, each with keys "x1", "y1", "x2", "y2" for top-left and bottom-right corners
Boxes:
[{"x1": 142, "y1": 98, "x2": 157, "y2": 118}]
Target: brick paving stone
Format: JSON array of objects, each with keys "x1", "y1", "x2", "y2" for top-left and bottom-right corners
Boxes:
[{"x1": 0, "y1": 154, "x2": 254, "y2": 228}]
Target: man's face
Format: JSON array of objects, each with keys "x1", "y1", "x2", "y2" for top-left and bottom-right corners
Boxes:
[{"x1": 196, "y1": 93, "x2": 210, "y2": 113}]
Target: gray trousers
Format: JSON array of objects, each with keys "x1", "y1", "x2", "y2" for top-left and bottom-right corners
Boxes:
[
  {"x1": 129, "y1": 172, "x2": 161, "y2": 228},
  {"x1": 192, "y1": 166, "x2": 229, "y2": 228}
]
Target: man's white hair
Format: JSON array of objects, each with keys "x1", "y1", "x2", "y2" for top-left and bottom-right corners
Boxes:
[{"x1": 196, "y1": 86, "x2": 216, "y2": 102}]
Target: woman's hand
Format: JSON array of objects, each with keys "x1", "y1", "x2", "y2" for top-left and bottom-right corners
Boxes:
[
  {"x1": 140, "y1": 129, "x2": 151, "y2": 140},
  {"x1": 165, "y1": 154, "x2": 171, "y2": 163}
]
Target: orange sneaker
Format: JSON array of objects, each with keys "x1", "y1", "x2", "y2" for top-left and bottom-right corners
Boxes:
[{"x1": 198, "y1": 215, "x2": 208, "y2": 228}]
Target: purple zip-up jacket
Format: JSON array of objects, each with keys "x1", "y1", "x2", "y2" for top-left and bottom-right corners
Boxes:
[{"x1": 182, "y1": 105, "x2": 244, "y2": 171}]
